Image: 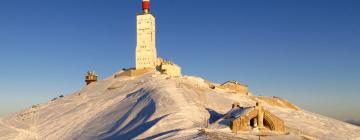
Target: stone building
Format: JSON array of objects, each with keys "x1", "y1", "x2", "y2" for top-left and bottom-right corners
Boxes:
[
  {"x1": 229, "y1": 102, "x2": 285, "y2": 133},
  {"x1": 217, "y1": 80, "x2": 251, "y2": 95},
  {"x1": 156, "y1": 58, "x2": 181, "y2": 77},
  {"x1": 85, "y1": 71, "x2": 98, "y2": 85}
]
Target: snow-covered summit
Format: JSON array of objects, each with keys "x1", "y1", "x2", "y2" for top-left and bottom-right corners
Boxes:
[{"x1": 0, "y1": 71, "x2": 359, "y2": 140}]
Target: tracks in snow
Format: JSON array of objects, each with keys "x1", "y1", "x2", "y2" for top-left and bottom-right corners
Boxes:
[{"x1": 0, "y1": 118, "x2": 40, "y2": 140}]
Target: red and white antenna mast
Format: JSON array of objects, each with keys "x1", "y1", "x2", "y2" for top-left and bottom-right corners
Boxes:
[{"x1": 142, "y1": 0, "x2": 150, "y2": 14}]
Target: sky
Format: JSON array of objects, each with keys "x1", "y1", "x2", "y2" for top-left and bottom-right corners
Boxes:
[{"x1": 0, "y1": 0, "x2": 359, "y2": 121}]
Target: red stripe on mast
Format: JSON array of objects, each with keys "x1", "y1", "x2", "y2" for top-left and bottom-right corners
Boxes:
[{"x1": 142, "y1": 1, "x2": 150, "y2": 10}]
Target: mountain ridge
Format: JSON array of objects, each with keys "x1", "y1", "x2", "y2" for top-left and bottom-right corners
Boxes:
[
  {"x1": 347, "y1": 120, "x2": 360, "y2": 127},
  {"x1": 0, "y1": 71, "x2": 359, "y2": 140}
]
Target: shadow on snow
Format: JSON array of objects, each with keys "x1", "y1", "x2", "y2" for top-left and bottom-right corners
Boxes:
[{"x1": 100, "y1": 88, "x2": 171, "y2": 140}]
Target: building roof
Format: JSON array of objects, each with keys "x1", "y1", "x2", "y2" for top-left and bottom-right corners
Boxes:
[
  {"x1": 221, "y1": 80, "x2": 248, "y2": 87},
  {"x1": 86, "y1": 71, "x2": 98, "y2": 76},
  {"x1": 228, "y1": 107, "x2": 255, "y2": 119}
]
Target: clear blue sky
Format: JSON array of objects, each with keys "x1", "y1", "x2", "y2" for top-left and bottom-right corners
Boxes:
[{"x1": 0, "y1": 0, "x2": 359, "y2": 120}]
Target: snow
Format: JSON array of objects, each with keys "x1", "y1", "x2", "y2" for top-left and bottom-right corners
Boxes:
[
  {"x1": 0, "y1": 71, "x2": 360, "y2": 140},
  {"x1": 228, "y1": 107, "x2": 255, "y2": 119}
]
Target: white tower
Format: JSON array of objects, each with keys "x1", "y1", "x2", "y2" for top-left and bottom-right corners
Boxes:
[{"x1": 136, "y1": 0, "x2": 157, "y2": 70}]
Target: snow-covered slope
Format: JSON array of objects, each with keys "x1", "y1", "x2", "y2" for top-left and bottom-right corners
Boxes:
[{"x1": 1, "y1": 71, "x2": 359, "y2": 140}]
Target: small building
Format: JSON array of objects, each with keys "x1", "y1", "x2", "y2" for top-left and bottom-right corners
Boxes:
[
  {"x1": 217, "y1": 80, "x2": 251, "y2": 95},
  {"x1": 229, "y1": 102, "x2": 285, "y2": 133},
  {"x1": 156, "y1": 58, "x2": 182, "y2": 77},
  {"x1": 85, "y1": 71, "x2": 98, "y2": 85}
]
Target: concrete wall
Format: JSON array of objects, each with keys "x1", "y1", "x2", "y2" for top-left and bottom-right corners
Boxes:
[
  {"x1": 156, "y1": 58, "x2": 182, "y2": 77},
  {"x1": 136, "y1": 13, "x2": 157, "y2": 69},
  {"x1": 115, "y1": 69, "x2": 154, "y2": 77},
  {"x1": 161, "y1": 63, "x2": 182, "y2": 77}
]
